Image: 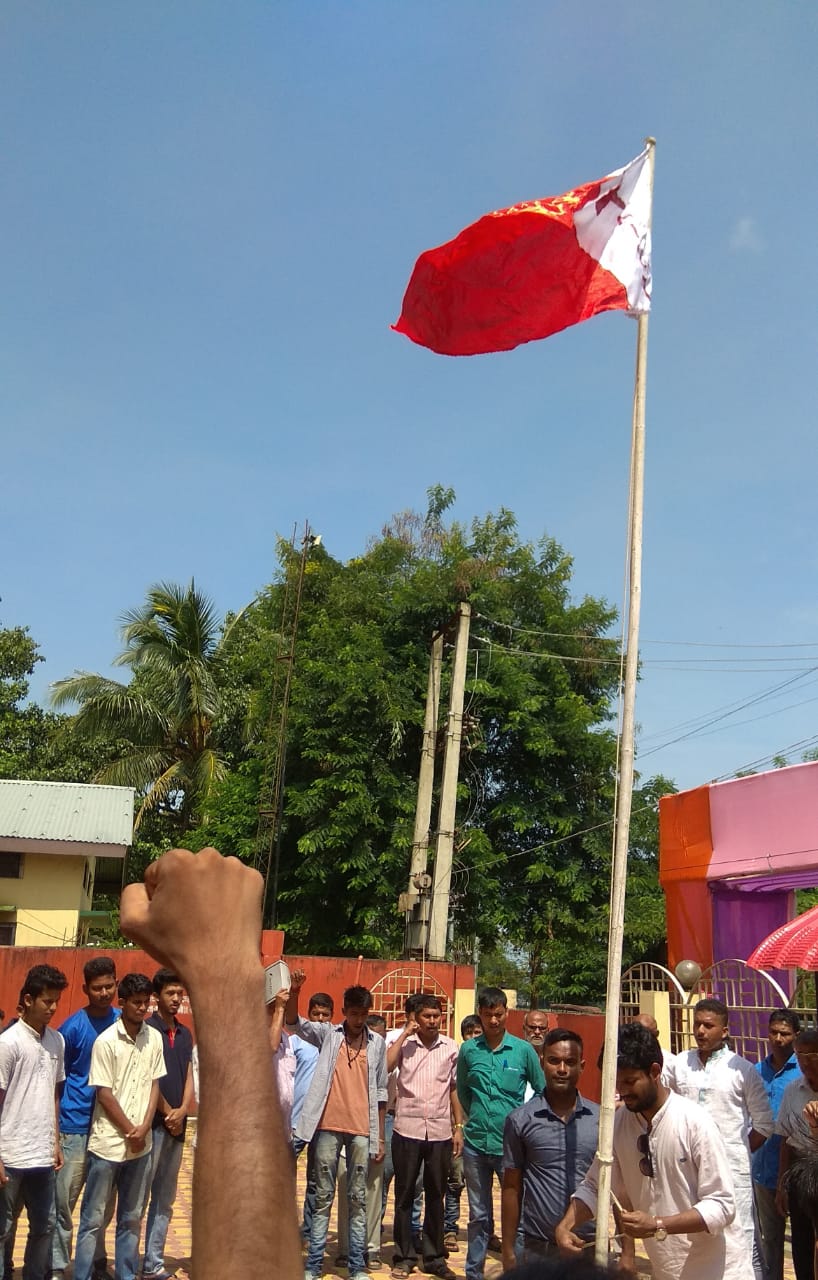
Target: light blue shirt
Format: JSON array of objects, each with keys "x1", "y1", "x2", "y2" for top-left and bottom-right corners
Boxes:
[{"x1": 291, "y1": 1036, "x2": 319, "y2": 1130}]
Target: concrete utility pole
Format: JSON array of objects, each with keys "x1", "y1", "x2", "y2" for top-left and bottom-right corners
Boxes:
[
  {"x1": 427, "y1": 602, "x2": 471, "y2": 961},
  {"x1": 400, "y1": 632, "x2": 443, "y2": 956}
]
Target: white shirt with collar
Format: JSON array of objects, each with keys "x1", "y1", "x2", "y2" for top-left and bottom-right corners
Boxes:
[
  {"x1": 0, "y1": 1019, "x2": 65, "y2": 1167},
  {"x1": 87, "y1": 1018, "x2": 165, "y2": 1162}
]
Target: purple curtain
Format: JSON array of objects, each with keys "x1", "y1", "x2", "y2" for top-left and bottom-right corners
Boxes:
[{"x1": 710, "y1": 879, "x2": 798, "y2": 994}]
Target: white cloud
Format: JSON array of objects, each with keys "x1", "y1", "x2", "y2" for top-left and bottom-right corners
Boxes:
[{"x1": 729, "y1": 216, "x2": 764, "y2": 253}]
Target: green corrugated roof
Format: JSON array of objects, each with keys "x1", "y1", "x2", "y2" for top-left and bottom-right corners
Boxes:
[{"x1": 0, "y1": 780, "x2": 134, "y2": 847}]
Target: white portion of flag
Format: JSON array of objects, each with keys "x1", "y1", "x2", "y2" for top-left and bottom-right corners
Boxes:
[{"x1": 574, "y1": 149, "x2": 652, "y2": 313}]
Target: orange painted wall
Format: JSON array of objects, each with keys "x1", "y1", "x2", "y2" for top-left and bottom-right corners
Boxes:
[
  {"x1": 0, "y1": 936, "x2": 473, "y2": 1040},
  {"x1": 280, "y1": 954, "x2": 475, "y2": 1033},
  {"x1": 505, "y1": 1008, "x2": 604, "y2": 1102},
  {"x1": 0, "y1": 930, "x2": 286, "y2": 1034},
  {"x1": 659, "y1": 786, "x2": 715, "y2": 972}
]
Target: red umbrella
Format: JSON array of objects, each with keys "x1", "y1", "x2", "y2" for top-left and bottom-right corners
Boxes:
[{"x1": 748, "y1": 904, "x2": 818, "y2": 1009}]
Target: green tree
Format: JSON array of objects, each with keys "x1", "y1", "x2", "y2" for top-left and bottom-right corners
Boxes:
[
  {"x1": 51, "y1": 581, "x2": 231, "y2": 830},
  {"x1": 192, "y1": 490, "x2": 672, "y2": 992},
  {"x1": 0, "y1": 626, "x2": 49, "y2": 776}
]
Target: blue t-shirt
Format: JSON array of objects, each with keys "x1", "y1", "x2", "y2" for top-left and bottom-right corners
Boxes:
[{"x1": 58, "y1": 1006, "x2": 121, "y2": 1134}]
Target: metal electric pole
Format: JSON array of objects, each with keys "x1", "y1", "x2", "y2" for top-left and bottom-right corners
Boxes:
[{"x1": 427, "y1": 602, "x2": 471, "y2": 961}]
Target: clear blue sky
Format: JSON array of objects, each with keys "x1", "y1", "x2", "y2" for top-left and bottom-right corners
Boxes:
[{"x1": 4, "y1": 2, "x2": 817, "y2": 792}]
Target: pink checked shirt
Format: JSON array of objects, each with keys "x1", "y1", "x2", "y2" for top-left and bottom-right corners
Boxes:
[{"x1": 393, "y1": 1032, "x2": 459, "y2": 1142}]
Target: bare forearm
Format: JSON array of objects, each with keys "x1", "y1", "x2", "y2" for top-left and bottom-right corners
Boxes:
[
  {"x1": 141, "y1": 1081, "x2": 160, "y2": 1130},
  {"x1": 193, "y1": 972, "x2": 301, "y2": 1279},
  {"x1": 181, "y1": 1063, "x2": 195, "y2": 1114},
  {"x1": 664, "y1": 1209, "x2": 708, "y2": 1235},
  {"x1": 501, "y1": 1185, "x2": 521, "y2": 1261}
]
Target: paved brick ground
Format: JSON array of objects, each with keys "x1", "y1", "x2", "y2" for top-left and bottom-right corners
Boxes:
[{"x1": 11, "y1": 1127, "x2": 797, "y2": 1278}]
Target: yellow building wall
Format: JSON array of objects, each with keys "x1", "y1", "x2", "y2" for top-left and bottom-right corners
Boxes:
[
  {"x1": 0, "y1": 853, "x2": 93, "y2": 947},
  {"x1": 453, "y1": 986, "x2": 476, "y2": 1043}
]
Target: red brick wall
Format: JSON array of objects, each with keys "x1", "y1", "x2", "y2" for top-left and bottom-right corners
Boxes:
[{"x1": 0, "y1": 936, "x2": 474, "y2": 1041}]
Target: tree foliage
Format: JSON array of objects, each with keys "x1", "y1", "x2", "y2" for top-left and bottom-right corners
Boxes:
[
  {"x1": 181, "y1": 490, "x2": 670, "y2": 997},
  {"x1": 51, "y1": 582, "x2": 232, "y2": 830},
  {"x1": 9, "y1": 491, "x2": 672, "y2": 996}
]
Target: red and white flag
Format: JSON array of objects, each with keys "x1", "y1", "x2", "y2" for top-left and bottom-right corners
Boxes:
[{"x1": 392, "y1": 149, "x2": 652, "y2": 357}]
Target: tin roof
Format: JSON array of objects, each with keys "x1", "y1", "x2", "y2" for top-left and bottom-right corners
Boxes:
[{"x1": 0, "y1": 779, "x2": 134, "y2": 847}]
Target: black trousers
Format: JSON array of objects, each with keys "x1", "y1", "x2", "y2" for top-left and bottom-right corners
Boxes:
[
  {"x1": 392, "y1": 1130, "x2": 452, "y2": 1268},
  {"x1": 789, "y1": 1193, "x2": 816, "y2": 1280}
]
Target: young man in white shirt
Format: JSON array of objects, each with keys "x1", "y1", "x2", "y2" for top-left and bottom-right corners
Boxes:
[
  {"x1": 670, "y1": 997, "x2": 774, "y2": 1276},
  {"x1": 0, "y1": 963, "x2": 68, "y2": 1280},
  {"x1": 73, "y1": 973, "x2": 165, "y2": 1280},
  {"x1": 556, "y1": 1022, "x2": 751, "y2": 1280}
]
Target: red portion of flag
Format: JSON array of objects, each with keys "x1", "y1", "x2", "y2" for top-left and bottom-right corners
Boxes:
[{"x1": 392, "y1": 176, "x2": 630, "y2": 357}]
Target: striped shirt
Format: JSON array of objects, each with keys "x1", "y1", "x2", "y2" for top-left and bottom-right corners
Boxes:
[{"x1": 393, "y1": 1032, "x2": 458, "y2": 1142}]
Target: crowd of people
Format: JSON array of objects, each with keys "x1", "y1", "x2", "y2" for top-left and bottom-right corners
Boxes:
[
  {"x1": 3, "y1": 845, "x2": 818, "y2": 1280},
  {"x1": 0, "y1": 959, "x2": 192, "y2": 1280}
]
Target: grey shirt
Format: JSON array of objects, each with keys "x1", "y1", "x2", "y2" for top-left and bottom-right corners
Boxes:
[
  {"x1": 503, "y1": 1091, "x2": 600, "y2": 1242},
  {"x1": 291, "y1": 1017, "x2": 388, "y2": 1156}
]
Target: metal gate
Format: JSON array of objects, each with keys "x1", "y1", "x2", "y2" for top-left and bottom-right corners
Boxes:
[
  {"x1": 620, "y1": 962, "x2": 689, "y2": 1055},
  {"x1": 369, "y1": 966, "x2": 453, "y2": 1036},
  {"x1": 689, "y1": 959, "x2": 789, "y2": 1062},
  {"x1": 789, "y1": 972, "x2": 818, "y2": 1032}
]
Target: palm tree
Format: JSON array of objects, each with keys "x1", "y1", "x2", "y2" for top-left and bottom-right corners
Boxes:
[{"x1": 51, "y1": 581, "x2": 231, "y2": 831}]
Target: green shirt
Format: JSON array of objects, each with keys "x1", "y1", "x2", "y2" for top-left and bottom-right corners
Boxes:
[{"x1": 456, "y1": 1032, "x2": 545, "y2": 1156}]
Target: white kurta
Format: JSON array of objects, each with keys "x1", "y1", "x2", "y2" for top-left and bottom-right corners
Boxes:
[
  {"x1": 575, "y1": 1091, "x2": 751, "y2": 1280},
  {"x1": 670, "y1": 1045, "x2": 774, "y2": 1258}
]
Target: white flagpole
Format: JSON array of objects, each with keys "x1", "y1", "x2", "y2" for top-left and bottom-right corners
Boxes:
[{"x1": 594, "y1": 136, "x2": 656, "y2": 1267}]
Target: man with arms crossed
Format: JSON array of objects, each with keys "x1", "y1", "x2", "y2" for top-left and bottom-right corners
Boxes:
[
  {"x1": 387, "y1": 993, "x2": 463, "y2": 1279},
  {"x1": 73, "y1": 974, "x2": 165, "y2": 1280},
  {"x1": 52, "y1": 956, "x2": 119, "y2": 1280},
  {"x1": 556, "y1": 1022, "x2": 750, "y2": 1279},
  {"x1": 0, "y1": 964, "x2": 67, "y2": 1280},
  {"x1": 501, "y1": 1028, "x2": 599, "y2": 1269},
  {"x1": 456, "y1": 987, "x2": 544, "y2": 1280},
  {"x1": 141, "y1": 968, "x2": 194, "y2": 1280}
]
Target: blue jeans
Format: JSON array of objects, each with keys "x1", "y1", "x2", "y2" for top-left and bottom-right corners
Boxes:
[
  {"x1": 142, "y1": 1129, "x2": 184, "y2": 1276},
  {"x1": 463, "y1": 1145, "x2": 504, "y2": 1280},
  {"x1": 444, "y1": 1151, "x2": 465, "y2": 1234},
  {"x1": 307, "y1": 1130, "x2": 369, "y2": 1274},
  {"x1": 74, "y1": 1152, "x2": 151, "y2": 1280},
  {"x1": 0, "y1": 1166, "x2": 55, "y2": 1280},
  {"x1": 292, "y1": 1135, "x2": 317, "y2": 1240},
  {"x1": 53, "y1": 1132, "x2": 110, "y2": 1274}
]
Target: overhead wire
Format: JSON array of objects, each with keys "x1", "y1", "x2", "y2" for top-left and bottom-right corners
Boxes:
[
  {"x1": 474, "y1": 634, "x2": 818, "y2": 672},
  {"x1": 475, "y1": 611, "x2": 818, "y2": 651}
]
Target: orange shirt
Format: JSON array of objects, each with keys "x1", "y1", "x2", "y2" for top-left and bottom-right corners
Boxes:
[{"x1": 319, "y1": 1040, "x2": 369, "y2": 1137}]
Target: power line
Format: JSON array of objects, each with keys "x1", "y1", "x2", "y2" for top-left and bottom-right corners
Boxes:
[
  {"x1": 637, "y1": 668, "x2": 818, "y2": 757},
  {"x1": 475, "y1": 612, "x2": 818, "y2": 651},
  {"x1": 710, "y1": 735, "x2": 818, "y2": 783},
  {"x1": 474, "y1": 635, "x2": 818, "y2": 673}
]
